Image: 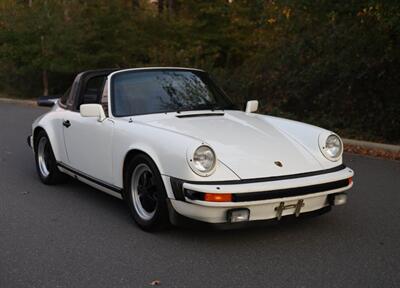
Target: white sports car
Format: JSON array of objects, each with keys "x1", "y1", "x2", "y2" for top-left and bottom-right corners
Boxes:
[{"x1": 28, "y1": 67, "x2": 354, "y2": 230}]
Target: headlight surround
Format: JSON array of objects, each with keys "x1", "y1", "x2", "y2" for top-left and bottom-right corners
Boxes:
[
  {"x1": 188, "y1": 145, "x2": 216, "y2": 176},
  {"x1": 319, "y1": 133, "x2": 343, "y2": 161}
]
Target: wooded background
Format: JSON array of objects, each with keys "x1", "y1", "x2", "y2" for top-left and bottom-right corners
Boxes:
[{"x1": 0, "y1": 0, "x2": 399, "y2": 143}]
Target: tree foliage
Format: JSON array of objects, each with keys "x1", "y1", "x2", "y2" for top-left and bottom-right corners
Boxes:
[{"x1": 0, "y1": 0, "x2": 399, "y2": 142}]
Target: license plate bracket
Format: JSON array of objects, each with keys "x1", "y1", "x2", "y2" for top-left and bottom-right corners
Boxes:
[{"x1": 274, "y1": 199, "x2": 305, "y2": 220}]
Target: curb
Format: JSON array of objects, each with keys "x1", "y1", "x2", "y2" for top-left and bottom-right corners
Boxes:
[
  {"x1": 0, "y1": 97, "x2": 36, "y2": 106},
  {"x1": 343, "y1": 138, "x2": 400, "y2": 154}
]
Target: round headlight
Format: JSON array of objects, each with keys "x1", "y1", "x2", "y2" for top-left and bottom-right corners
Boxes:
[
  {"x1": 319, "y1": 133, "x2": 343, "y2": 161},
  {"x1": 192, "y1": 145, "x2": 216, "y2": 175},
  {"x1": 325, "y1": 135, "x2": 342, "y2": 158}
]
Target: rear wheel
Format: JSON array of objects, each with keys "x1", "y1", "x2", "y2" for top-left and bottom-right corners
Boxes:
[
  {"x1": 34, "y1": 130, "x2": 67, "y2": 185},
  {"x1": 124, "y1": 154, "x2": 169, "y2": 231}
]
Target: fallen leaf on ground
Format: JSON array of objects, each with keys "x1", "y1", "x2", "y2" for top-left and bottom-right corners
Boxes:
[{"x1": 150, "y1": 280, "x2": 161, "y2": 286}]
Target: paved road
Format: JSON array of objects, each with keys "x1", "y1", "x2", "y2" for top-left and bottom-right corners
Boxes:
[{"x1": 1, "y1": 102, "x2": 399, "y2": 288}]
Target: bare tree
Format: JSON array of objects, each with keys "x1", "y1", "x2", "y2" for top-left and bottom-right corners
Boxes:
[
  {"x1": 40, "y1": 35, "x2": 49, "y2": 96},
  {"x1": 132, "y1": 0, "x2": 139, "y2": 10},
  {"x1": 62, "y1": 0, "x2": 70, "y2": 22},
  {"x1": 25, "y1": 0, "x2": 48, "y2": 96},
  {"x1": 167, "y1": 0, "x2": 176, "y2": 15},
  {"x1": 158, "y1": 0, "x2": 164, "y2": 14}
]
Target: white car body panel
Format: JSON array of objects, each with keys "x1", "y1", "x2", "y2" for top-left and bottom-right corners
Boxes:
[
  {"x1": 62, "y1": 110, "x2": 114, "y2": 184},
  {"x1": 259, "y1": 115, "x2": 340, "y2": 170},
  {"x1": 32, "y1": 104, "x2": 69, "y2": 164},
  {"x1": 110, "y1": 118, "x2": 241, "y2": 191},
  {"x1": 30, "y1": 67, "x2": 354, "y2": 226},
  {"x1": 143, "y1": 111, "x2": 327, "y2": 179}
]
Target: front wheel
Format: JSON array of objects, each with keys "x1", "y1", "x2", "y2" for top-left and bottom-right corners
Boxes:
[{"x1": 124, "y1": 154, "x2": 170, "y2": 231}]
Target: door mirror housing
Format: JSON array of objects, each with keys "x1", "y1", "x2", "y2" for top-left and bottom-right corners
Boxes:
[
  {"x1": 80, "y1": 104, "x2": 106, "y2": 122},
  {"x1": 245, "y1": 100, "x2": 259, "y2": 113}
]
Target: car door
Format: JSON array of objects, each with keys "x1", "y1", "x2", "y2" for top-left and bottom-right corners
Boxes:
[{"x1": 62, "y1": 74, "x2": 114, "y2": 184}]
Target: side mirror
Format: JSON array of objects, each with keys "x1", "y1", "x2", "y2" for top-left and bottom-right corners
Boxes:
[
  {"x1": 245, "y1": 100, "x2": 259, "y2": 113},
  {"x1": 37, "y1": 95, "x2": 60, "y2": 107},
  {"x1": 80, "y1": 104, "x2": 106, "y2": 122}
]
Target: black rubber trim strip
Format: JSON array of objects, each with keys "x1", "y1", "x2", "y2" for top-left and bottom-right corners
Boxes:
[
  {"x1": 181, "y1": 164, "x2": 347, "y2": 185},
  {"x1": 176, "y1": 113, "x2": 224, "y2": 118},
  {"x1": 232, "y1": 178, "x2": 349, "y2": 202},
  {"x1": 57, "y1": 162, "x2": 122, "y2": 193},
  {"x1": 184, "y1": 179, "x2": 350, "y2": 202}
]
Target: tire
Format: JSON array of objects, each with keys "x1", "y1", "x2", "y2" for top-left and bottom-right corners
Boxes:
[
  {"x1": 34, "y1": 130, "x2": 68, "y2": 185},
  {"x1": 124, "y1": 154, "x2": 170, "y2": 231}
]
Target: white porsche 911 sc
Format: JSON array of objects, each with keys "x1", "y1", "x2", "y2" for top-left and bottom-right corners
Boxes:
[{"x1": 28, "y1": 67, "x2": 354, "y2": 230}]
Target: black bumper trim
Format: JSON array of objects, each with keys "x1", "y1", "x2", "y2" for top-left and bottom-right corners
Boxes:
[
  {"x1": 170, "y1": 178, "x2": 185, "y2": 201},
  {"x1": 184, "y1": 178, "x2": 350, "y2": 202},
  {"x1": 179, "y1": 164, "x2": 347, "y2": 186},
  {"x1": 232, "y1": 178, "x2": 350, "y2": 202}
]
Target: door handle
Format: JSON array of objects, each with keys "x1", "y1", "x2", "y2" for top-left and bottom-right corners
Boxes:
[{"x1": 63, "y1": 120, "x2": 71, "y2": 128}]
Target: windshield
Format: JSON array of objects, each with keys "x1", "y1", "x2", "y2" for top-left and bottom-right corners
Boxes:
[{"x1": 111, "y1": 69, "x2": 237, "y2": 116}]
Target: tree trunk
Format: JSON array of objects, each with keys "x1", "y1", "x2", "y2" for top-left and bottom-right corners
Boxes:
[
  {"x1": 62, "y1": 0, "x2": 70, "y2": 22},
  {"x1": 42, "y1": 70, "x2": 49, "y2": 96},
  {"x1": 158, "y1": 0, "x2": 164, "y2": 14},
  {"x1": 28, "y1": 0, "x2": 32, "y2": 7},
  {"x1": 167, "y1": 0, "x2": 176, "y2": 15},
  {"x1": 132, "y1": 0, "x2": 139, "y2": 10},
  {"x1": 40, "y1": 35, "x2": 48, "y2": 96}
]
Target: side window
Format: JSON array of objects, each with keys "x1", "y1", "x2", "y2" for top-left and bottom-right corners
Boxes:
[
  {"x1": 79, "y1": 76, "x2": 106, "y2": 107},
  {"x1": 101, "y1": 80, "x2": 109, "y2": 116},
  {"x1": 60, "y1": 87, "x2": 71, "y2": 106}
]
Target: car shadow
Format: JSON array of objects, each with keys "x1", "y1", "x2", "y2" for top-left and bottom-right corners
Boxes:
[{"x1": 26, "y1": 168, "x2": 339, "y2": 243}]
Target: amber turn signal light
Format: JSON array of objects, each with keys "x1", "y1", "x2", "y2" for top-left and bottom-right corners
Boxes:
[{"x1": 204, "y1": 193, "x2": 232, "y2": 202}]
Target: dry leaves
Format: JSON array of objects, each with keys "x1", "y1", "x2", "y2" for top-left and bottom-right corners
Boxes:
[{"x1": 344, "y1": 144, "x2": 400, "y2": 161}]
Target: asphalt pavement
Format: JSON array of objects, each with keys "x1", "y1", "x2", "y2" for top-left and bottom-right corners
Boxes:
[{"x1": 0, "y1": 102, "x2": 399, "y2": 288}]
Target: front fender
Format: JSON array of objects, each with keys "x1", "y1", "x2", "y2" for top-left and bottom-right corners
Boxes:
[{"x1": 111, "y1": 121, "x2": 240, "y2": 189}]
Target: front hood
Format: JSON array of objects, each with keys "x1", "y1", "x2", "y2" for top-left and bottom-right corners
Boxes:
[{"x1": 144, "y1": 111, "x2": 324, "y2": 179}]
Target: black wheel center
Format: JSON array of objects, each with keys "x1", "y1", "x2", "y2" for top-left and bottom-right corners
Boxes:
[
  {"x1": 43, "y1": 144, "x2": 51, "y2": 166},
  {"x1": 138, "y1": 171, "x2": 157, "y2": 212}
]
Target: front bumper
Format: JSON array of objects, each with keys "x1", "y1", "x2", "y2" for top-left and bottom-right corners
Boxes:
[
  {"x1": 167, "y1": 200, "x2": 332, "y2": 229},
  {"x1": 165, "y1": 165, "x2": 354, "y2": 225}
]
